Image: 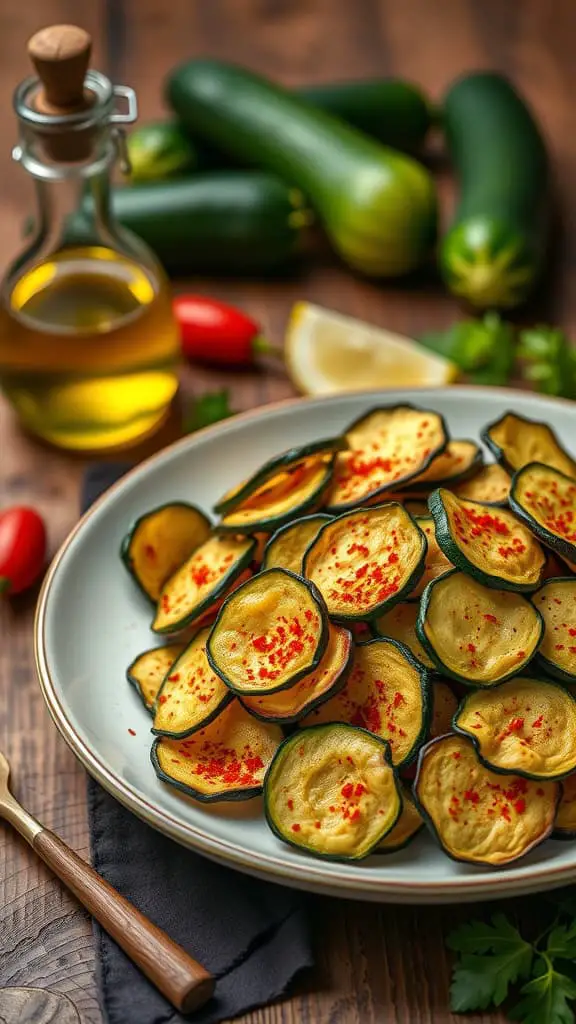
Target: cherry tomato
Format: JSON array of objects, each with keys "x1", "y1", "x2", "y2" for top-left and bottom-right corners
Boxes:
[
  {"x1": 173, "y1": 294, "x2": 274, "y2": 367},
  {"x1": 0, "y1": 506, "x2": 47, "y2": 595}
]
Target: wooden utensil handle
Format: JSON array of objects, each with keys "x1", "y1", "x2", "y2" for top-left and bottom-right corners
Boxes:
[{"x1": 33, "y1": 829, "x2": 214, "y2": 1014}]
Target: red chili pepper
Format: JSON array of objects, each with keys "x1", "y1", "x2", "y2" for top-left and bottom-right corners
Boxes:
[
  {"x1": 173, "y1": 294, "x2": 277, "y2": 367},
  {"x1": 0, "y1": 506, "x2": 47, "y2": 596}
]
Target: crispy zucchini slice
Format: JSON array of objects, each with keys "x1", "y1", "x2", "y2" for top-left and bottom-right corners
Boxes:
[
  {"x1": 482, "y1": 411, "x2": 576, "y2": 478},
  {"x1": 218, "y1": 455, "x2": 334, "y2": 534},
  {"x1": 410, "y1": 516, "x2": 453, "y2": 598},
  {"x1": 532, "y1": 578, "x2": 576, "y2": 683},
  {"x1": 303, "y1": 503, "x2": 426, "y2": 621},
  {"x1": 403, "y1": 440, "x2": 483, "y2": 492},
  {"x1": 452, "y1": 463, "x2": 511, "y2": 506},
  {"x1": 510, "y1": 462, "x2": 576, "y2": 564},
  {"x1": 373, "y1": 601, "x2": 435, "y2": 669},
  {"x1": 121, "y1": 502, "x2": 212, "y2": 602},
  {"x1": 553, "y1": 772, "x2": 576, "y2": 838},
  {"x1": 417, "y1": 570, "x2": 544, "y2": 686},
  {"x1": 214, "y1": 437, "x2": 345, "y2": 515},
  {"x1": 183, "y1": 568, "x2": 253, "y2": 634},
  {"x1": 430, "y1": 681, "x2": 459, "y2": 738},
  {"x1": 126, "y1": 644, "x2": 184, "y2": 713},
  {"x1": 377, "y1": 786, "x2": 424, "y2": 852},
  {"x1": 152, "y1": 627, "x2": 232, "y2": 738},
  {"x1": 414, "y1": 733, "x2": 560, "y2": 866},
  {"x1": 264, "y1": 724, "x2": 402, "y2": 860},
  {"x1": 151, "y1": 699, "x2": 282, "y2": 802},
  {"x1": 300, "y1": 638, "x2": 431, "y2": 768},
  {"x1": 429, "y1": 488, "x2": 545, "y2": 592},
  {"x1": 262, "y1": 513, "x2": 332, "y2": 574},
  {"x1": 241, "y1": 623, "x2": 352, "y2": 724},
  {"x1": 325, "y1": 405, "x2": 448, "y2": 512},
  {"x1": 207, "y1": 568, "x2": 329, "y2": 696},
  {"x1": 454, "y1": 676, "x2": 576, "y2": 780}
]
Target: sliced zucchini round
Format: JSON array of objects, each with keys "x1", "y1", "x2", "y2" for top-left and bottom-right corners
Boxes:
[
  {"x1": 126, "y1": 644, "x2": 184, "y2": 713},
  {"x1": 207, "y1": 568, "x2": 329, "y2": 696},
  {"x1": 417, "y1": 570, "x2": 544, "y2": 686},
  {"x1": 482, "y1": 411, "x2": 576, "y2": 478},
  {"x1": 300, "y1": 638, "x2": 431, "y2": 768},
  {"x1": 414, "y1": 733, "x2": 560, "y2": 866},
  {"x1": 240, "y1": 623, "x2": 353, "y2": 724},
  {"x1": 532, "y1": 578, "x2": 576, "y2": 683},
  {"x1": 213, "y1": 437, "x2": 345, "y2": 515},
  {"x1": 377, "y1": 786, "x2": 424, "y2": 853},
  {"x1": 264, "y1": 723, "x2": 402, "y2": 861},
  {"x1": 510, "y1": 462, "x2": 576, "y2": 564},
  {"x1": 429, "y1": 488, "x2": 546, "y2": 592},
  {"x1": 402, "y1": 440, "x2": 483, "y2": 492},
  {"x1": 430, "y1": 681, "x2": 459, "y2": 738},
  {"x1": 409, "y1": 516, "x2": 453, "y2": 598},
  {"x1": 152, "y1": 534, "x2": 256, "y2": 634},
  {"x1": 373, "y1": 601, "x2": 435, "y2": 669},
  {"x1": 152, "y1": 627, "x2": 232, "y2": 738},
  {"x1": 452, "y1": 463, "x2": 511, "y2": 506},
  {"x1": 303, "y1": 503, "x2": 426, "y2": 621},
  {"x1": 121, "y1": 502, "x2": 212, "y2": 602},
  {"x1": 151, "y1": 699, "x2": 282, "y2": 802},
  {"x1": 325, "y1": 405, "x2": 448, "y2": 512},
  {"x1": 454, "y1": 676, "x2": 576, "y2": 779},
  {"x1": 218, "y1": 455, "x2": 334, "y2": 534},
  {"x1": 262, "y1": 513, "x2": 332, "y2": 574},
  {"x1": 553, "y1": 772, "x2": 576, "y2": 838}
]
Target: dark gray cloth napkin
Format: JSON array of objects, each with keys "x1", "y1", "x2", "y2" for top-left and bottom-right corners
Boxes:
[{"x1": 82, "y1": 463, "x2": 313, "y2": 1024}]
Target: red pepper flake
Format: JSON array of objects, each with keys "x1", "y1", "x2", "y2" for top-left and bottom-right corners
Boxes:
[
  {"x1": 144, "y1": 544, "x2": 156, "y2": 559},
  {"x1": 388, "y1": 552, "x2": 399, "y2": 564},
  {"x1": 128, "y1": 728, "x2": 136, "y2": 736},
  {"x1": 291, "y1": 824, "x2": 301, "y2": 833},
  {"x1": 349, "y1": 808, "x2": 361, "y2": 823},
  {"x1": 464, "y1": 789, "x2": 480, "y2": 804},
  {"x1": 168, "y1": 673, "x2": 180, "y2": 682},
  {"x1": 341, "y1": 782, "x2": 354, "y2": 799},
  {"x1": 467, "y1": 643, "x2": 476, "y2": 654},
  {"x1": 287, "y1": 799, "x2": 294, "y2": 811},
  {"x1": 314, "y1": 821, "x2": 321, "y2": 829},
  {"x1": 514, "y1": 798, "x2": 526, "y2": 814},
  {"x1": 508, "y1": 717, "x2": 524, "y2": 733},
  {"x1": 483, "y1": 614, "x2": 498, "y2": 624},
  {"x1": 190, "y1": 563, "x2": 213, "y2": 587},
  {"x1": 532, "y1": 715, "x2": 544, "y2": 728},
  {"x1": 158, "y1": 695, "x2": 168, "y2": 704},
  {"x1": 452, "y1": 752, "x2": 461, "y2": 760},
  {"x1": 517, "y1": 651, "x2": 526, "y2": 658},
  {"x1": 329, "y1": 805, "x2": 336, "y2": 813},
  {"x1": 570, "y1": 628, "x2": 576, "y2": 637},
  {"x1": 354, "y1": 783, "x2": 367, "y2": 797}
]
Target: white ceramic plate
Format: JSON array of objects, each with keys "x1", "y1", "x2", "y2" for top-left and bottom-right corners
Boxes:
[{"x1": 35, "y1": 387, "x2": 576, "y2": 904}]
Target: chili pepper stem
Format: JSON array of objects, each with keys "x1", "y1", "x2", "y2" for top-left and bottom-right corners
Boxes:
[
  {"x1": 252, "y1": 335, "x2": 283, "y2": 359},
  {"x1": 0, "y1": 577, "x2": 11, "y2": 594}
]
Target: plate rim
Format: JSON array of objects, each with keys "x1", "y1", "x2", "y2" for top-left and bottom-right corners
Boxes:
[{"x1": 34, "y1": 386, "x2": 576, "y2": 901}]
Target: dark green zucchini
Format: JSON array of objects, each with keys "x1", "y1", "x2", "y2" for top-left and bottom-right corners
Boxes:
[
  {"x1": 481, "y1": 411, "x2": 576, "y2": 478},
  {"x1": 128, "y1": 120, "x2": 199, "y2": 181},
  {"x1": 440, "y1": 73, "x2": 550, "y2": 309},
  {"x1": 532, "y1": 577, "x2": 576, "y2": 683},
  {"x1": 509, "y1": 462, "x2": 576, "y2": 564}
]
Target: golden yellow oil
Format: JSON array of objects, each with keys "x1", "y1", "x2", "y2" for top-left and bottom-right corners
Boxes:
[{"x1": 0, "y1": 246, "x2": 180, "y2": 451}]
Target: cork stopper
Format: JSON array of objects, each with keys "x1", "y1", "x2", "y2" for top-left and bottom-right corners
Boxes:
[{"x1": 26, "y1": 24, "x2": 95, "y2": 160}]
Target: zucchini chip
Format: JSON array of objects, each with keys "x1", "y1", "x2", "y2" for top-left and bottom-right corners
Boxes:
[
  {"x1": 207, "y1": 568, "x2": 329, "y2": 696},
  {"x1": 152, "y1": 700, "x2": 282, "y2": 802},
  {"x1": 218, "y1": 455, "x2": 334, "y2": 534},
  {"x1": 301, "y1": 638, "x2": 431, "y2": 768},
  {"x1": 184, "y1": 568, "x2": 253, "y2": 634},
  {"x1": 430, "y1": 681, "x2": 459, "y2": 738},
  {"x1": 482, "y1": 411, "x2": 576, "y2": 478},
  {"x1": 553, "y1": 772, "x2": 576, "y2": 838},
  {"x1": 410, "y1": 516, "x2": 453, "y2": 598},
  {"x1": 414, "y1": 734, "x2": 560, "y2": 866},
  {"x1": 454, "y1": 676, "x2": 576, "y2": 780},
  {"x1": 429, "y1": 488, "x2": 546, "y2": 592},
  {"x1": 377, "y1": 786, "x2": 424, "y2": 853},
  {"x1": 303, "y1": 504, "x2": 426, "y2": 621},
  {"x1": 417, "y1": 571, "x2": 544, "y2": 686},
  {"x1": 452, "y1": 463, "x2": 511, "y2": 506},
  {"x1": 403, "y1": 440, "x2": 483, "y2": 492},
  {"x1": 152, "y1": 534, "x2": 256, "y2": 634},
  {"x1": 152, "y1": 627, "x2": 232, "y2": 738},
  {"x1": 532, "y1": 578, "x2": 576, "y2": 683},
  {"x1": 510, "y1": 463, "x2": 576, "y2": 564},
  {"x1": 262, "y1": 513, "x2": 332, "y2": 574},
  {"x1": 126, "y1": 644, "x2": 184, "y2": 713},
  {"x1": 264, "y1": 724, "x2": 402, "y2": 861},
  {"x1": 241, "y1": 624, "x2": 352, "y2": 724},
  {"x1": 373, "y1": 602, "x2": 435, "y2": 669},
  {"x1": 325, "y1": 405, "x2": 448, "y2": 512},
  {"x1": 214, "y1": 437, "x2": 345, "y2": 515},
  {"x1": 121, "y1": 502, "x2": 212, "y2": 602}
]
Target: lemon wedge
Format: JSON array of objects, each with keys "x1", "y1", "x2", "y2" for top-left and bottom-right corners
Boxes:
[{"x1": 285, "y1": 302, "x2": 458, "y2": 395}]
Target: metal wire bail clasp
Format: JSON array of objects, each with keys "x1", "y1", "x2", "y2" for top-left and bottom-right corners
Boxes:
[{"x1": 110, "y1": 85, "x2": 138, "y2": 175}]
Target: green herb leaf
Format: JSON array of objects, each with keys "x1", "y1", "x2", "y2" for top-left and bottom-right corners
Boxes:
[
  {"x1": 419, "y1": 312, "x2": 515, "y2": 386},
  {"x1": 509, "y1": 962, "x2": 576, "y2": 1024},
  {"x1": 183, "y1": 389, "x2": 235, "y2": 434},
  {"x1": 448, "y1": 915, "x2": 533, "y2": 1011},
  {"x1": 518, "y1": 325, "x2": 576, "y2": 399},
  {"x1": 546, "y1": 922, "x2": 576, "y2": 961}
]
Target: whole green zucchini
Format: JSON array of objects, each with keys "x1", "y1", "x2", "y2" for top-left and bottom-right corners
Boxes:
[
  {"x1": 166, "y1": 60, "x2": 437, "y2": 278},
  {"x1": 441, "y1": 73, "x2": 550, "y2": 310}
]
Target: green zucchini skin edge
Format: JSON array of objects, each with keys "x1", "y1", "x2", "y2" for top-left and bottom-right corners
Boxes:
[
  {"x1": 264, "y1": 723, "x2": 402, "y2": 861},
  {"x1": 509, "y1": 462, "x2": 576, "y2": 564},
  {"x1": 207, "y1": 568, "x2": 331, "y2": 696},
  {"x1": 120, "y1": 501, "x2": 212, "y2": 605},
  {"x1": 262, "y1": 513, "x2": 333, "y2": 573},
  {"x1": 150, "y1": 736, "x2": 264, "y2": 802},
  {"x1": 401, "y1": 440, "x2": 484, "y2": 494},
  {"x1": 376, "y1": 821, "x2": 425, "y2": 854},
  {"x1": 481, "y1": 411, "x2": 576, "y2": 478},
  {"x1": 213, "y1": 437, "x2": 345, "y2": 516},
  {"x1": 452, "y1": 677, "x2": 576, "y2": 781},
  {"x1": 126, "y1": 644, "x2": 183, "y2": 715},
  {"x1": 303, "y1": 504, "x2": 428, "y2": 623},
  {"x1": 326, "y1": 403, "x2": 450, "y2": 514},
  {"x1": 217, "y1": 460, "x2": 335, "y2": 535},
  {"x1": 428, "y1": 488, "x2": 545, "y2": 593},
  {"x1": 412, "y1": 733, "x2": 562, "y2": 866},
  {"x1": 415, "y1": 568, "x2": 545, "y2": 687},
  {"x1": 151, "y1": 633, "x2": 234, "y2": 739},
  {"x1": 533, "y1": 576, "x2": 576, "y2": 684},
  {"x1": 151, "y1": 534, "x2": 257, "y2": 636}
]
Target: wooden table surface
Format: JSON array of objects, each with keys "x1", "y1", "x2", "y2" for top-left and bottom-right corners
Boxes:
[{"x1": 1, "y1": 1, "x2": 575, "y2": 1022}]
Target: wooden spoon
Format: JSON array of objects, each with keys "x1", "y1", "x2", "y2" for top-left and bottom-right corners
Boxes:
[{"x1": 0, "y1": 748, "x2": 214, "y2": 1014}]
